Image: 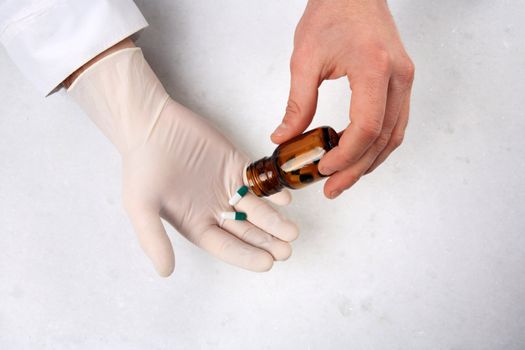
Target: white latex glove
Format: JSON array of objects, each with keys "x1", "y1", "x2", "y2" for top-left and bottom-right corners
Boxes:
[{"x1": 68, "y1": 47, "x2": 299, "y2": 276}]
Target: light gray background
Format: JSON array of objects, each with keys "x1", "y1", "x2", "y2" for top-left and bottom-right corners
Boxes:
[{"x1": 1, "y1": 1, "x2": 524, "y2": 349}]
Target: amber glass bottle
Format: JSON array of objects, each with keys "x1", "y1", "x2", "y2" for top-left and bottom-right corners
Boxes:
[{"x1": 245, "y1": 126, "x2": 339, "y2": 197}]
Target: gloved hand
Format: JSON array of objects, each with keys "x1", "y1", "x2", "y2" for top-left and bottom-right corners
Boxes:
[{"x1": 68, "y1": 47, "x2": 298, "y2": 276}]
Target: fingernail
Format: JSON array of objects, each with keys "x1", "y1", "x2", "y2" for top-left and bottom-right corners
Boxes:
[
  {"x1": 319, "y1": 166, "x2": 334, "y2": 176},
  {"x1": 329, "y1": 190, "x2": 342, "y2": 199},
  {"x1": 272, "y1": 122, "x2": 287, "y2": 137}
]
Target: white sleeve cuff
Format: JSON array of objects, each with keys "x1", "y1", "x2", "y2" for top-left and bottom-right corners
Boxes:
[{"x1": 0, "y1": 0, "x2": 148, "y2": 96}]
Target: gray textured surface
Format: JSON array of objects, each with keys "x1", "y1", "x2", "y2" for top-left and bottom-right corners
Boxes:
[{"x1": 1, "y1": 1, "x2": 524, "y2": 349}]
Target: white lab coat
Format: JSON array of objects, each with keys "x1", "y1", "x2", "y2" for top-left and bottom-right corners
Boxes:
[{"x1": 0, "y1": 0, "x2": 147, "y2": 96}]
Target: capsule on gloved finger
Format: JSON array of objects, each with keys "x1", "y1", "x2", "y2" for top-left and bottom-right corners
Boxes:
[
  {"x1": 228, "y1": 185, "x2": 249, "y2": 206},
  {"x1": 221, "y1": 211, "x2": 247, "y2": 221}
]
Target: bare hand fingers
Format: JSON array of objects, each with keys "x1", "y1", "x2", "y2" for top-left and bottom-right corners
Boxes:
[
  {"x1": 318, "y1": 69, "x2": 389, "y2": 175},
  {"x1": 322, "y1": 63, "x2": 413, "y2": 197},
  {"x1": 366, "y1": 89, "x2": 411, "y2": 174},
  {"x1": 323, "y1": 119, "x2": 400, "y2": 198},
  {"x1": 271, "y1": 53, "x2": 320, "y2": 144},
  {"x1": 363, "y1": 58, "x2": 414, "y2": 175}
]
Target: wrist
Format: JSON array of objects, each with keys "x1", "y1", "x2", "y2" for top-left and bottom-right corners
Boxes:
[
  {"x1": 67, "y1": 47, "x2": 169, "y2": 154},
  {"x1": 306, "y1": 0, "x2": 387, "y2": 12},
  {"x1": 63, "y1": 38, "x2": 135, "y2": 88}
]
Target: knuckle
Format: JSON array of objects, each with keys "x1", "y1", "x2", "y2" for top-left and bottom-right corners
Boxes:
[
  {"x1": 390, "y1": 133, "x2": 405, "y2": 149},
  {"x1": 290, "y1": 53, "x2": 308, "y2": 73},
  {"x1": 375, "y1": 132, "x2": 392, "y2": 150},
  {"x1": 337, "y1": 148, "x2": 357, "y2": 166},
  {"x1": 395, "y1": 58, "x2": 416, "y2": 87},
  {"x1": 241, "y1": 226, "x2": 255, "y2": 242},
  {"x1": 346, "y1": 171, "x2": 361, "y2": 187},
  {"x1": 219, "y1": 238, "x2": 234, "y2": 256},
  {"x1": 369, "y1": 49, "x2": 392, "y2": 75},
  {"x1": 289, "y1": 58, "x2": 300, "y2": 73},
  {"x1": 357, "y1": 120, "x2": 382, "y2": 141},
  {"x1": 284, "y1": 98, "x2": 302, "y2": 120},
  {"x1": 405, "y1": 59, "x2": 416, "y2": 79}
]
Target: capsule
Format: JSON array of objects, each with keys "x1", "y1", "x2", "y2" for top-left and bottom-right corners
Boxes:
[
  {"x1": 221, "y1": 211, "x2": 248, "y2": 221},
  {"x1": 228, "y1": 185, "x2": 249, "y2": 206}
]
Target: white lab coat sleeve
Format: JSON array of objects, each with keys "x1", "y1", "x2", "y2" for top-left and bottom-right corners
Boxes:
[{"x1": 0, "y1": 0, "x2": 148, "y2": 96}]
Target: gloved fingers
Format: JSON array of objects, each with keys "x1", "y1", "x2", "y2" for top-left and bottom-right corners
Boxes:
[
  {"x1": 222, "y1": 220, "x2": 292, "y2": 261},
  {"x1": 125, "y1": 205, "x2": 175, "y2": 277},
  {"x1": 265, "y1": 189, "x2": 292, "y2": 206},
  {"x1": 234, "y1": 193, "x2": 299, "y2": 242},
  {"x1": 196, "y1": 225, "x2": 274, "y2": 272}
]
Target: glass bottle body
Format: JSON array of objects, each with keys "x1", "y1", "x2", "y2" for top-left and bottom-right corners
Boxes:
[{"x1": 245, "y1": 126, "x2": 339, "y2": 197}]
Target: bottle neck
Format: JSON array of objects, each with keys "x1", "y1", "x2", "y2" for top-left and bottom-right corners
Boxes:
[{"x1": 245, "y1": 157, "x2": 283, "y2": 197}]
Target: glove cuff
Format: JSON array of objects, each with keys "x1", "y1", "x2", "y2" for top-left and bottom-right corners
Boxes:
[{"x1": 68, "y1": 47, "x2": 169, "y2": 154}]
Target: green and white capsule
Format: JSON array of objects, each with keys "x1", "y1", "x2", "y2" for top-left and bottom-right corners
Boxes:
[
  {"x1": 228, "y1": 185, "x2": 249, "y2": 206},
  {"x1": 221, "y1": 211, "x2": 247, "y2": 221}
]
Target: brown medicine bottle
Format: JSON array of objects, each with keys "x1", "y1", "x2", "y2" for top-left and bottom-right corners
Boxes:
[{"x1": 245, "y1": 126, "x2": 339, "y2": 197}]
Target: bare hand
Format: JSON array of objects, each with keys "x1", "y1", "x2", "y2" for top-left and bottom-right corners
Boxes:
[{"x1": 271, "y1": 0, "x2": 415, "y2": 199}]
